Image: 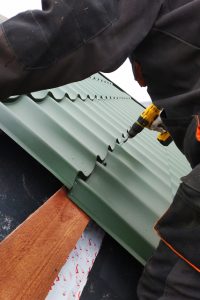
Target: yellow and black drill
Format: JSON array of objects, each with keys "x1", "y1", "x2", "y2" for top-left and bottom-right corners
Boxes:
[{"x1": 128, "y1": 103, "x2": 172, "y2": 146}]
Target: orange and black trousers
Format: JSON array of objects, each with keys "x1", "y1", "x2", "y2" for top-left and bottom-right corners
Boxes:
[{"x1": 138, "y1": 114, "x2": 200, "y2": 299}]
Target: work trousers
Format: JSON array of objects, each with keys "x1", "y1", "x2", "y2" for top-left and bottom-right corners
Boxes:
[
  {"x1": 138, "y1": 114, "x2": 200, "y2": 299},
  {"x1": 138, "y1": 240, "x2": 200, "y2": 299}
]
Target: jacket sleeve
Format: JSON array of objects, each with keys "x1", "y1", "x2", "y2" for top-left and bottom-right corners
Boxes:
[{"x1": 0, "y1": 0, "x2": 164, "y2": 100}]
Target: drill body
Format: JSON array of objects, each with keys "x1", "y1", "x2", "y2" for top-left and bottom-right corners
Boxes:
[{"x1": 128, "y1": 104, "x2": 172, "y2": 146}]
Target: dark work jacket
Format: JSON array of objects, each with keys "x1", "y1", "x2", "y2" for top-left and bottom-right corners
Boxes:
[
  {"x1": 0, "y1": 0, "x2": 163, "y2": 100},
  {"x1": 1, "y1": 0, "x2": 199, "y2": 114},
  {"x1": 133, "y1": 0, "x2": 200, "y2": 118},
  {"x1": 0, "y1": 0, "x2": 200, "y2": 120},
  {"x1": 0, "y1": 0, "x2": 200, "y2": 138}
]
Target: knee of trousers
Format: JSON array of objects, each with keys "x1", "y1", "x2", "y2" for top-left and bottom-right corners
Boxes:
[{"x1": 154, "y1": 166, "x2": 200, "y2": 273}]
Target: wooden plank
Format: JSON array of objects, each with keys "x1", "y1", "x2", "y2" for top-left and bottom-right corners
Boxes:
[{"x1": 0, "y1": 187, "x2": 89, "y2": 300}]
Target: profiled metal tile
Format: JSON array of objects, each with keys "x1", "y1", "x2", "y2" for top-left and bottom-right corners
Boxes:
[
  {"x1": 70, "y1": 131, "x2": 191, "y2": 264},
  {"x1": 0, "y1": 74, "x2": 133, "y2": 188},
  {"x1": 29, "y1": 74, "x2": 130, "y2": 101},
  {"x1": 0, "y1": 72, "x2": 191, "y2": 265}
]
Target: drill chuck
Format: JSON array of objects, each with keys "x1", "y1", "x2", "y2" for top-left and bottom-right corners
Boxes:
[
  {"x1": 128, "y1": 115, "x2": 149, "y2": 138},
  {"x1": 128, "y1": 122, "x2": 144, "y2": 138}
]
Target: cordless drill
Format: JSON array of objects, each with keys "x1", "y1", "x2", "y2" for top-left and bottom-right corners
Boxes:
[{"x1": 128, "y1": 103, "x2": 172, "y2": 146}]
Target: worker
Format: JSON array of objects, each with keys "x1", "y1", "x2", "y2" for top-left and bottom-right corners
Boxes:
[{"x1": 0, "y1": 0, "x2": 200, "y2": 298}]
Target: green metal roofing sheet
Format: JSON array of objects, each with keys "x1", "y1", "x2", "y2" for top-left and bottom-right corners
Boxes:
[
  {"x1": 0, "y1": 73, "x2": 191, "y2": 264},
  {"x1": 69, "y1": 136, "x2": 190, "y2": 264},
  {"x1": 0, "y1": 75, "x2": 133, "y2": 188}
]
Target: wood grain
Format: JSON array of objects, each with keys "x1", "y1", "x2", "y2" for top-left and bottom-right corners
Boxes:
[{"x1": 0, "y1": 187, "x2": 89, "y2": 299}]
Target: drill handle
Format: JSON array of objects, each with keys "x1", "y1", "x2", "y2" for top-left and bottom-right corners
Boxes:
[{"x1": 157, "y1": 131, "x2": 173, "y2": 146}]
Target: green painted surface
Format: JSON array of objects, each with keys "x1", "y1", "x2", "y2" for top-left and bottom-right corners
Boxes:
[
  {"x1": 0, "y1": 74, "x2": 132, "y2": 188},
  {"x1": 70, "y1": 136, "x2": 190, "y2": 264},
  {"x1": 0, "y1": 73, "x2": 191, "y2": 263}
]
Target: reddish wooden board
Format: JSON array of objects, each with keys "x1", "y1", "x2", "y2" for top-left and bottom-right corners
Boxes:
[{"x1": 0, "y1": 187, "x2": 89, "y2": 299}]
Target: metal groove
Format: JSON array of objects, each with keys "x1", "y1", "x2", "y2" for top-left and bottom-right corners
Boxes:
[{"x1": 0, "y1": 73, "x2": 191, "y2": 263}]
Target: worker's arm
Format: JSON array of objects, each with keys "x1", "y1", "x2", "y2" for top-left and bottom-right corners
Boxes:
[{"x1": 0, "y1": 0, "x2": 164, "y2": 100}]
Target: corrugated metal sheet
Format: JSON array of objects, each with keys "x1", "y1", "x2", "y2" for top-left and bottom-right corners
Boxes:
[
  {"x1": 0, "y1": 73, "x2": 191, "y2": 263},
  {"x1": 30, "y1": 74, "x2": 128, "y2": 101},
  {"x1": 0, "y1": 74, "x2": 133, "y2": 188},
  {"x1": 69, "y1": 129, "x2": 191, "y2": 264}
]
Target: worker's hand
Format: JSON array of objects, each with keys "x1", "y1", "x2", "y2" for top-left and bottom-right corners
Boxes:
[{"x1": 149, "y1": 115, "x2": 166, "y2": 133}]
